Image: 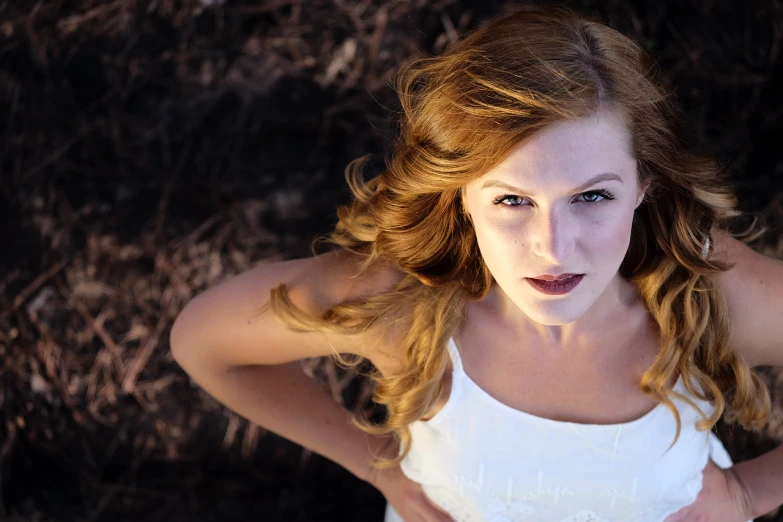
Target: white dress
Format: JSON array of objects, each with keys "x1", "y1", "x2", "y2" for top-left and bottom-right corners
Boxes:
[{"x1": 383, "y1": 336, "x2": 751, "y2": 522}]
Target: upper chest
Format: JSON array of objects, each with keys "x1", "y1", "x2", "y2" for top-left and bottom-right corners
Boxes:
[
  {"x1": 448, "y1": 322, "x2": 667, "y2": 425},
  {"x1": 368, "y1": 294, "x2": 676, "y2": 426},
  {"x1": 421, "y1": 300, "x2": 674, "y2": 425}
]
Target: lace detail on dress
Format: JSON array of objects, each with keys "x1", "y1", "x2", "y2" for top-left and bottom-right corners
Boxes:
[
  {"x1": 559, "y1": 512, "x2": 609, "y2": 522},
  {"x1": 385, "y1": 334, "x2": 753, "y2": 522},
  {"x1": 411, "y1": 466, "x2": 706, "y2": 522}
]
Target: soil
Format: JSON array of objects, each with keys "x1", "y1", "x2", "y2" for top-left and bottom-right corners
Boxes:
[{"x1": 1, "y1": 0, "x2": 782, "y2": 521}]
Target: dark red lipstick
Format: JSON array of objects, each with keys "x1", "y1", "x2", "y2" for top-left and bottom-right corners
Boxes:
[{"x1": 525, "y1": 274, "x2": 584, "y2": 295}]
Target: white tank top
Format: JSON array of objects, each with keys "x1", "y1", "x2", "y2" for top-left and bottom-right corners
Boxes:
[{"x1": 384, "y1": 336, "x2": 748, "y2": 522}]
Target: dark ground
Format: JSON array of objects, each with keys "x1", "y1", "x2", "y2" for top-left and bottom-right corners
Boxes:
[{"x1": 1, "y1": 0, "x2": 782, "y2": 521}]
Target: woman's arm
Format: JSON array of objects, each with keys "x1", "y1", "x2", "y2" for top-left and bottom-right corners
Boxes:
[
  {"x1": 709, "y1": 227, "x2": 783, "y2": 368},
  {"x1": 729, "y1": 444, "x2": 783, "y2": 519},
  {"x1": 196, "y1": 360, "x2": 395, "y2": 482},
  {"x1": 169, "y1": 249, "x2": 404, "y2": 482},
  {"x1": 708, "y1": 229, "x2": 783, "y2": 516}
]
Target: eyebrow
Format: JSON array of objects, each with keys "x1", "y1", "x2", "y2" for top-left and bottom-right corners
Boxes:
[{"x1": 480, "y1": 173, "x2": 624, "y2": 194}]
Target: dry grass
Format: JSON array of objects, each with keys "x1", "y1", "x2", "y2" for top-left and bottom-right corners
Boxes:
[{"x1": 1, "y1": 0, "x2": 782, "y2": 520}]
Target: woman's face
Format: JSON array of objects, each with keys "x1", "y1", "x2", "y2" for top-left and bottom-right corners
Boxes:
[{"x1": 463, "y1": 109, "x2": 648, "y2": 326}]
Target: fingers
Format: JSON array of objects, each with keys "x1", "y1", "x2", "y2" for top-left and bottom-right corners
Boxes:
[{"x1": 662, "y1": 507, "x2": 688, "y2": 522}]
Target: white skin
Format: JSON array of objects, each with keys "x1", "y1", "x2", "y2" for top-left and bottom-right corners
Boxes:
[{"x1": 463, "y1": 107, "x2": 650, "y2": 353}]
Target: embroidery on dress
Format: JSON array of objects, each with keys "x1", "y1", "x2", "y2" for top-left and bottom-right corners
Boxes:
[{"x1": 559, "y1": 511, "x2": 610, "y2": 522}]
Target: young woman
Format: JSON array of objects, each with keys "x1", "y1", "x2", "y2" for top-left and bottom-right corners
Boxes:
[{"x1": 169, "y1": 6, "x2": 783, "y2": 522}]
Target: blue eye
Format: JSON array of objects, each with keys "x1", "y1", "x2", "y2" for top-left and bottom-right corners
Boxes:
[
  {"x1": 492, "y1": 189, "x2": 616, "y2": 207},
  {"x1": 493, "y1": 195, "x2": 526, "y2": 206},
  {"x1": 575, "y1": 189, "x2": 615, "y2": 203}
]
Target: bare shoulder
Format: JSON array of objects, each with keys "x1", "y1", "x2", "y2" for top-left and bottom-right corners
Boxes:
[
  {"x1": 305, "y1": 248, "x2": 407, "y2": 312},
  {"x1": 325, "y1": 249, "x2": 412, "y2": 375},
  {"x1": 169, "y1": 246, "x2": 408, "y2": 371},
  {"x1": 709, "y1": 228, "x2": 783, "y2": 367},
  {"x1": 289, "y1": 248, "x2": 411, "y2": 375}
]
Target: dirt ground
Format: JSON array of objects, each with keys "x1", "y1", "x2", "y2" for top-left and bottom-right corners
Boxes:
[{"x1": 1, "y1": 0, "x2": 782, "y2": 520}]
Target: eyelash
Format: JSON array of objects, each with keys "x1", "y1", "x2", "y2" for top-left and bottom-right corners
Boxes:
[{"x1": 491, "y1": 189, "x2": 616, "y2": 207}]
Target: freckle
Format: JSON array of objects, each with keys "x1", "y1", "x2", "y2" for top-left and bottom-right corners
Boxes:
[{"x1": 325, "y1": 420, "x2": 331, "y2": 425}]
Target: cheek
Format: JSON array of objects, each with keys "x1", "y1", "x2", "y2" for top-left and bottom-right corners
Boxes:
[
  {"x1": 472, "y1": 214, "x2": 537, "y2": 281},
  {"x1": 471, "y1": 216, "x2": 513, "y2": 267},
  {"x1": 584, "y1": 208, "x2": 635, "y2": 254}
]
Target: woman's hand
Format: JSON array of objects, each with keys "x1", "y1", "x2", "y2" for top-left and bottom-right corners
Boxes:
[
  {"x1": 366, "y1": 448, "x2": 455, "y2": 522},
  {"x1": 663, "y1": 459, "x2": 755, "y2": 522}
]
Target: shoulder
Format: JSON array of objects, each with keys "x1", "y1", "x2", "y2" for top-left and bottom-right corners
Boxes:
[
  {"x1": 325, "y1": 248, "x2": 407, "y2": 304},
  {"x1": 320, "y1": 249, "x2": 410, "y2": 372},
  {"x1": 708, "y1": 228, "x2": 783, "y2": 367},
  {"x1": 170, "y1": 246, "x2": 408, "y2": 370}
]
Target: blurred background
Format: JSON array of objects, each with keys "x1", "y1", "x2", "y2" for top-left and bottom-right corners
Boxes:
[{"x1": 1, "y1": 0, "x2": 782, "y2": 521}]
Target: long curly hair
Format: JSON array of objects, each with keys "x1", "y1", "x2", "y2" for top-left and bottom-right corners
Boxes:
[{"x1": 267, "y1": 5, "x2": 771, "y2": 470}]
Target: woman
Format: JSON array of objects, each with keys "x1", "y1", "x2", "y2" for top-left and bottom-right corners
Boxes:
[{"x1": 170, "y1": 5, "x2": 783, "y2": 522}]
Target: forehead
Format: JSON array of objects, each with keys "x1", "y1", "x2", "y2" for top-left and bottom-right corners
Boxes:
[{"x1": 475, "y1": 110, "x2": 637, "y2": 189}]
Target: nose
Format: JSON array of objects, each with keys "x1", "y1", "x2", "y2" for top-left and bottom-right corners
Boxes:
[{"x1": 529, "y1": 205, "x2": 576, "y2": 263}]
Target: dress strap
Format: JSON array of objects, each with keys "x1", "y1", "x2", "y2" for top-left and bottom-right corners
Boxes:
[{"x1": 446, "y1": 337, "x2": 464, "y2": 373}]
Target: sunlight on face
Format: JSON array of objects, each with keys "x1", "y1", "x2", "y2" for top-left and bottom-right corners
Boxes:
[{"x1": 463, "y1": 108, "x2": 647, "y2": 326}]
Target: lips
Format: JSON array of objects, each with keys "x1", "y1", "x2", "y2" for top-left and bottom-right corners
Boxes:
[
  {"x1": 529, "y1": 273, "x2": 580, "y2": 281},
  {"x1": 525, "y1": 273, "x2": 585, "y2": 295}
]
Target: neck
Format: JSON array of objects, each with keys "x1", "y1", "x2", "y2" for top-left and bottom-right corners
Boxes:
[{"x1": 490, "y1": 273, "x2": 645, "y2": 354}]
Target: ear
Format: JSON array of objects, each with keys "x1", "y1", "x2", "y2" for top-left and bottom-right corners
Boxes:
[
  {"x1": 459, "y1": 186, "x2": 474, "y2": 222},
  {"x1": 635, "y1": 179, "x2": 651, "y2": 209}
]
